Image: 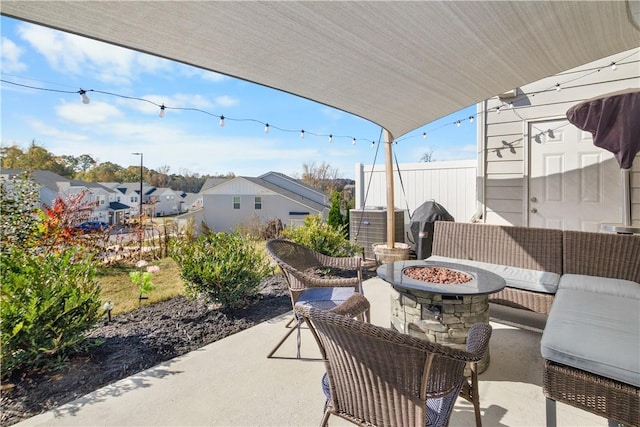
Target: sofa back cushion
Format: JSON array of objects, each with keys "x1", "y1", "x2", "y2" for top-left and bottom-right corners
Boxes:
[
  {"x1": 563, "y1": 231, "x2": 640, "y2": 282},
  {"x1": 432, "y1": 222, "x2": 563, "y2": 274}
]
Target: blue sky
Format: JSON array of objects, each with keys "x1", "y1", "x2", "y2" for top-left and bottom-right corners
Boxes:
[{"x1": 1, "y1": 16, "x2": 477, "y2": 179}]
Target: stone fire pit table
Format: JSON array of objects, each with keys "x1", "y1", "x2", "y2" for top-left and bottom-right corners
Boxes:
[{"x1": 377, "y1": 260, "x2": 506, "y2": 373}]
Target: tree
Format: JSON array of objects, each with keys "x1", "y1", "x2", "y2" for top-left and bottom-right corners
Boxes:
[
  {"x1": 77, "y1": 161, "x2": 123, "y2": 182},
  {"x1": 1, "y1": 145, "x2": 26, "y2": 169},
  {"x1": 300, "y1": 161, "x2": 340, "y2": 193},
  {"x1": 420, "y1": 148, "x2": 436, "y2": 162},
  {"x1": 77, "y1": 154, "x2": 97, "y2": 172},
  {"x1": 1, "y1": 142, "x2": 73, "y2": 176},
  {"x1": 327, "y1": 191, "x2": 344, "y2": 232}
]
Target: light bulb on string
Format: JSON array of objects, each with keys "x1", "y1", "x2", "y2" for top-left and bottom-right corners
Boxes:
[
  {"x1": 300, "y1": 130, "x2": 305, "y2": 139},
  {"x1": 508, "y1": 102, "x2": 514, "y2": 109},
  {"x1": 555, "y1": 83, "x2": 561, "y2": 92},
  {"x1": 352, "y1": 138, "x2": 356, "y2": 145},
  {"x1": 422, "y1": 132, "x2": 427, "y2": 139},
  {"x1": 219, "y1": 115, "x2": 225, "y2": 127},
  {"x1": 264, "y1": 123, "x2": 270, "y2": 133},
  {"x1": 328, "y1": 134, "x2": 333, "y2": 143},
  {"x1": 78, "y1": 89, "x2": 90, "y2": 104},
  {"x1": 496, "y1": 106, "x2": 501, "y2": 114},
  {"x1": 456, "y1": 121, "x2": 461, "y2": 128},
  {"x1": 371, "y1": 141, "x2": 375, "y2": 148},
  {"x1": 159, "y1": 104, "x2": 166, "y2": 118},
  {"x1": 610, "y1": 62, "x2": 617, "y2": 71},
  {"x1": 469, "y1": 116, "x2": 474, "y2": 123}
]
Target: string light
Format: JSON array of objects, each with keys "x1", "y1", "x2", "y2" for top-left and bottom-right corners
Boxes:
[
  {"x1": 2, "y1": 49, "x2": 635, "y2": 149},
  {"x1": 78, "y1": 89, "x2": 90, "y2": 104},
  {"x1": 371, "y1": 141, "x2": 375, "y2": 147}
]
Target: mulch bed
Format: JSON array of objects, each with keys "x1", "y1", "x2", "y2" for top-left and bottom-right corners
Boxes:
[{"x1": 0, "y1": 276, "x2": 291, "y2": 427}]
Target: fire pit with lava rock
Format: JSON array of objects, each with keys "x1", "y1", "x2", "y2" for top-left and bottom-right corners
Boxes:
[{"x1": 403, "y1": 266, "x2": 472, "y2": 285}]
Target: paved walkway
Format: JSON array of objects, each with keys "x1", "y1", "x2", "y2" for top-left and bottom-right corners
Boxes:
[{"x1": 16, "y1": 278, "x2": 607, "y2": 426}]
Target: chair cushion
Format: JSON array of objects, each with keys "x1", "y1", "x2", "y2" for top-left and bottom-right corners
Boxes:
[
  {"x1": 427, "y1": 255, "x2": 560, "y2": 294},
  {"x1": 293, "y1": 287, "x2": 356, "y2": 358},
  {"x1": 296, "y1": 287, "x2": 355, "y2": 310},
  {"x1": 541, "y1": 274, "x2": 640, "y2": 387}
]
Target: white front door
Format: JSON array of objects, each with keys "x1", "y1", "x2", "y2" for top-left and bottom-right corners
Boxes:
[{"x1": 528, "y1": 119, "x2": 621, "y2": 231}]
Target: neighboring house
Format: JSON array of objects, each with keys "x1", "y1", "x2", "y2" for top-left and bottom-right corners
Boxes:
[
  {"x1": 0, "y1": 169, "x2": 129, "y2": 225},
  {"x1": 199, "y1": 177, "x2": 230, "y2": 192},
  {"x1": 478, "y1": 47, "x2": 639, "y2": 231},
  {"x1": 67, "y1": 180, "x2": 122, "y2": 224},
  {"x1": 146, "y1": 187, "x2": 183, "y2": 217},
  {"x1": 107, "y1": 182, "x2": 154, "y2": 218},
  {"x1": 176, "y1": 171, "x2": 328, "y2": 233},
  {"x1": 179, "y1": 191, "x2": 199, "y2": 212},
  {"x1": 1, "y1": 169, "x2": 67, "y2": 209},
  {"x1": 354, "y1": 48, "x2": 640, "y2": 234}
]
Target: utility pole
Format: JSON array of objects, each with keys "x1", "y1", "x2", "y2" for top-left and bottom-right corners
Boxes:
[{"x1": 132, "y1": 152, "x2": 143, "y2": 259}]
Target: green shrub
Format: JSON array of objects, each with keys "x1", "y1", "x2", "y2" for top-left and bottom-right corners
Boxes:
[
  {"x1": 327, "y1": 191, "x2": 345, "y2": 233},
  {"x1": 1, "y1": 172, "x2": 103, "y2": 380},
  {"x1": 169, "y1": 231, "x2": 271, "y2": 308},
  {"x1": 281, "y1": 214, "x2": 361, "y2": 257},
  {"x1": 1, "y1": 248, "x2": 102, "y2": 378}
]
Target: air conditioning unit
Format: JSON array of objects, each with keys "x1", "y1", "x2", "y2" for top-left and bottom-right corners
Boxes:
[{"x1": 350, "y1": 208, "x2": 405, "y2": 260}]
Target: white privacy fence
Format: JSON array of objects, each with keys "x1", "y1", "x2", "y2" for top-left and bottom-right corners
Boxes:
[{"x1": 353, "y1": 160, "x2": 478, "y2": 223}]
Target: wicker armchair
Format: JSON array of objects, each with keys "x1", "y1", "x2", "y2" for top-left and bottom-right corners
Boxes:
[
  {"x1": 265, "y1": 239, "x2": 366, "y2": 358},
  {"x1": 296, "y1": 296, "x2": 492, "y2": 427}
]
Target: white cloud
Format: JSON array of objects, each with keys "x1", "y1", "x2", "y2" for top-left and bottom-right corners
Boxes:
[
  {"x1": 200, "y1": 71, "x2": 228, "y2": 83},
  {"x1": 1, "y1": 37, "x2": 27, "y2": 73},
  {"x1": 17, "y1": 22, "x2": 174, "y2": 85},
  {"x1": 215, "y1": 95, "x2": 239, "y2": 108},
  {"x1": 27, "y1": 118, "x2": 90, "y2": 142},
  {"x1": 321, "y1": 107, "x2": 344, "y2": 121},
  {"x1": 56, "y1": 100, "x2": 123, "y2": 125}
]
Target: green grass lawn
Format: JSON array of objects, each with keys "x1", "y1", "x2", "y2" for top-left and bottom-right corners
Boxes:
[
  {"x1": 96, "y1": 258, "x2": 185, "y2": 315},
  {"x1": 96, "y1": 240, "x2": 273, "y2": 316}
]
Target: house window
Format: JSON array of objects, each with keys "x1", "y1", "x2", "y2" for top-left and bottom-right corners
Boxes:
[
  {"x1": 254, "y1": 196, "x2": 262, "y2": 210},
  {"x1": 233, "y1": 196, "x2": 241, "y2": 209},
  {"x1": 131, "y1": 196, "x2": 138, "y2": 203}
]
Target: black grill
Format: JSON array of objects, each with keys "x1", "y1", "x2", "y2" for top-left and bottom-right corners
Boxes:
[{"x1": 408, "y1": 201, "x2": 454, "y2": 259}]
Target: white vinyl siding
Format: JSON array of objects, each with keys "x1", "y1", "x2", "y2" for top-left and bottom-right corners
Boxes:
[{"x1": 479, "y1": 47, "x2": 640, "y2": 227}]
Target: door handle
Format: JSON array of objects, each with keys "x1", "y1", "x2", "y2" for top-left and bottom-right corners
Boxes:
[{"x1": 530, "y1": 208, "x2": 538, "y2": 213}]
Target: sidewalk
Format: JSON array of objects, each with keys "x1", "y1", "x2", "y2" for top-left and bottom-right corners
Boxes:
[{"x1": 15, "y1": 278, "x2": 606, "y2": 426}]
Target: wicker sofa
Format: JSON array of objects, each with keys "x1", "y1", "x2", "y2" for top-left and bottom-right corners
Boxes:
[
  {"x1": 429, "y1": 221, "x2": 563, "y2": 314},
  {"x1": 426, "y1": 221, "x2": 640, "y2": 426}
]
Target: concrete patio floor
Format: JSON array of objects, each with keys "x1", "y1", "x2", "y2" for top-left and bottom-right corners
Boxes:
[{"x1": 16, "y1": 277, "x2": 609, "y2": 427}]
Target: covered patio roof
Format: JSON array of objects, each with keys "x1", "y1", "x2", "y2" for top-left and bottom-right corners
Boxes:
[{"x1": 2, "y1": 1, "x2": 639, "y2": 139}]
